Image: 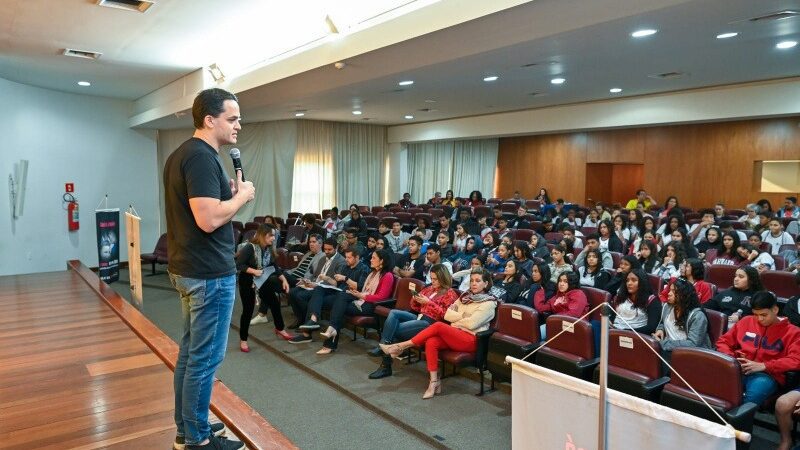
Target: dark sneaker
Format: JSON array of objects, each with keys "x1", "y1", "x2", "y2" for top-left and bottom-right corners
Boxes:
[
  {"x1": 287, "y1": 320, "x2": 301, "y2": 330},
  {"x1": 186, "y1": 434, "x2": 244, "y2": 450},
  {"x1": 299, "y1": 320, "x2": 320, "y2": 330},
  {"x1": 288, "y1": 334, "x2": 312, "y2": 344},
  {"x1": 174, "y1": 423, "x2": 227, "y2": 450}
]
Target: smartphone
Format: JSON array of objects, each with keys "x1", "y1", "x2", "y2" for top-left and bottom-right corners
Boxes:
[{"x1": 408, "y1": 284, "x2": 417, "y2": 293}]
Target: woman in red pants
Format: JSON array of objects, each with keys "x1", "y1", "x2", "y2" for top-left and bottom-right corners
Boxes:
[{"x1": 380, "y1": 268, "x2": 498, "y2": 399}]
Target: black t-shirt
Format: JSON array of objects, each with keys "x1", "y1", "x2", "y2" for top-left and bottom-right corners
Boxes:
[{"x1": 164, "y1": 137, "x2": 236, "y2": 279}]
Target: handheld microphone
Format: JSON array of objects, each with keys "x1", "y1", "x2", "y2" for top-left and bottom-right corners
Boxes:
[{"x1": 229, "y1": 148, "x2": 244, "y2": 181}]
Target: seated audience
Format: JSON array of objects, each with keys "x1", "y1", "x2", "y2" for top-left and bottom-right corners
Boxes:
[
  {"x1": 653, "y1": 242, "x2": 686, "y2": 281},
  {"x1": 778, "y1": 196, "x2": 800, "y2": 219},
  {"x1": 781, "y1": 272, "x2": 800, "y2": 327},
  {"x1": 711, "y1": 231, "x2": 743, "y2": 266},
  {"x1": 422, "y1": 243, "x2": 452, "y2": 284},
  {"x1": 761, "y1": 217, "x2": 795, "y2": 255},
  {"x1": 442, "y1": 190, "x2": 458, "y2": 208},
  {"x1": 281, "y1": 233, "x2": 324, "y2": 288},
  {"x1": 512, "y1": 241, "x2": 534, "y2": 278},
  {"x1": 464, "y1": 190, "x2": 485, "y2": 207},
  {"x1": 412, "y1": 217, "x2": 433, "y2": 242},
  {"x1": 612, "y1": 214, "x2": 630, "y2": 243},
  {"x1": 485, "y1": 243, "x2": 512, "y2": 274},
  {"x1": 575, "y1": 233, "x2": 613, "y2": 269},
  {"x1": 490, "y1": 260, "x2": 524, "y2": 303},
  {"x1": 367, "y1": 264, "x2": 458, "y2": 379},
  {"x1": 611, "y1": 269, "x2": 662, "y2": 334},
  {"x1": 584, "y1": 208, "x2": 601, "y2": 228},
  {"x1": 695, "y1": 227, "x2": 722, "y2": 260},
  {"x1": 380, "y1": 268, "x2": 498, "y2": 399},
  {"x1": 339, "y1": 227, "x2": 365, "y2": 257},
  {"x1": 520, "y1": 263, "x2": 556, "y2": 308},
  {"x1": 452, "y1": 257, "x2": 483, "y2": 292},
  {"x1": 625, "y1": 189, "x2": 656, "y2": 210},
  {"x1": 636, "y1": 240, "x2": 659, "y2": 273},
  {"x1": 547, "y1": 244, "x2": 573, "y2": 283},
  {"x1": 738, "y1": 242, "x2": 776, "y2": 272},
  {"x1": 287, "y1": 238, "x2": 345, "y2": 330},
  {"x1": 398, "y1": 192, "x2": 416, "y2": 209},
  {"x1": 528, "y1": 232, "x2": 551, "y2": 260},
  {"x1": 659, "y1": 196, "x2": 679, "y2": 219},
  {"x1": 653, "y1": 278, "x2": 712, "y2": 353},
  {"x1": 598, "y1": 219, "x2": 625, "y2": 253},
  {"x1": 394, "y1": 236, "x2": 425, "y2": 280},
  {"x1": 605, "y1": 255, "x2": 642, "y2": 296},
  {"x1": 717, "y1": 292, "x2": 800, "y2": 408},
  {"x1": 535, "y1": 187, "x2": 551, "y2": 205},
  {"x1": 452, "y1": 223, "x2": 470, "y2": 252},
  {"x1": 705, "y1": 266, "x2": 764, "y2": 325},
  {"x1": 385, "y1": 220, "x2": 410, "y2": 253},
  {"x1": 508, "y1": 206, "x2": 531, "y2": 229},
  {"x1": 738, "y1": 204, "x2": 761, "y2": 230},
  {"x1": 322, "y1": 207, "x2": 341, "y2": 237},
  {"x1": 665, "y1": 227, "x2": 699, "y2": 259},
  {"x1": 656, "y1": 213, "x2": 688, "y2": 245},
  {"x1": 427, "y1": 191, "x2": 443, "y2": 207},
  {"x1": 578, "y1": 249, "x2": 610, "y2": 289},
  {"x1": 436, "y1": 231, "x2": 454, "y2": 260},
  {"x1": 312, "y1": 249, "x2": 395, "y2": 354},
  {"x1": 780, "y1": 235, "x2": 800, "y2": 273},
  {"x1": 535, "y1": 272, "x2": 589, "y2": 338}
]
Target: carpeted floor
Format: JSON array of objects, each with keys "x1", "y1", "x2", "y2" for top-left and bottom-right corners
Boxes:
[{"x1": 112, "y1": 268, "x2": 783, "y2": 450}]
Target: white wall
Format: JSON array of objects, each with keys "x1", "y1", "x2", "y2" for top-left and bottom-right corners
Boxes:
[{"x1": 0, "y1": 77, "x2": 159, "y2": 276}]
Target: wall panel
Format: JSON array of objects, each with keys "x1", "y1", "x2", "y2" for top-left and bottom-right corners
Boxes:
[{"x1": 497, "y1": 117, "x2": 800, "y2": 209}]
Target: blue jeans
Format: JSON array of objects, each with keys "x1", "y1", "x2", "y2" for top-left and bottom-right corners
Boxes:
[
  {"x1": 380, "y1": 309, "x2": 432, "y2": 344},
  {"x1": 169, "y1": 272, "x2": 236, "y2": 445},
  {"x1": 743, "y1": 372, "x2": 779, "y2": 406}
]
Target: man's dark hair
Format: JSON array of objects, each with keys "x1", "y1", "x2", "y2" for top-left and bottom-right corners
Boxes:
[
  {"x1": 303, "y1": 213, "x2": 316, "y2": 225},
  {"x1": 343, "y1": 248, "x2": 360, "y2": 258},
  {"x1": 192, "y1": 88, "x2": 238, "y2": 129},
  {"x1": 323, "y1": 238, "x2": 338, "y2": 249},
  {"x1": 345, "y1": 227, "x2": 358, "y2": 237},
  {"x1": 408, "y1": 235, "x2": 423, "y2": 246},
  {"x1": 586, "y1": 233, "x2": 600, "y2": 242},
  {"x1": 787, "y1": 196, "x2": 798, "y2": 204},
  {"x1": 751, "y1": 291, "x2": 778, "y2": 310},
  {"x1": 426, "y1": 243, "x2": 441, "y2": 253}
]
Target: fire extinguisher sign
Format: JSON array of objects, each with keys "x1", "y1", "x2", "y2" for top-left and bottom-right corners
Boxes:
[{"x1": 96, "y1": 209, "x2": 120, "y2": 283}]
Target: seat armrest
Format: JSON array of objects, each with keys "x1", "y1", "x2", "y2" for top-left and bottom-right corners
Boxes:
[
  {"x1": 373, "y1": 299, "x2": 397, "y2": 308},
  {"x1": 475, "y1": 329, "x2": 497, "y2": 368},
  {"x1": 576, "y1": 357, "x2": 601, "y2": 370},
  {"x1": 784, "y1": 371, "x2": 800, "y2": 390},
  {"x1": 643, "y1": 376, "x2": 671, "y2": 392}
]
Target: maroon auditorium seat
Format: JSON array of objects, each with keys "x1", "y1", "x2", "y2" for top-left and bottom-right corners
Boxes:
[
  {"x1": 593, "y1": 329, "x2": 669, "y2": 401},
  {"x1": 141, "y1": 233, "x2": 168, "y2": 275},
  {"x1": 535, "y1": 315, "x2": 598, "y2": 381},
  {"x1": 486, "y1": 304, "x2": 540, "y2": 387},
  {"x1": 761, "y1": 271, "x2": 797, "y2": 301},
  {"x1": 345, "y1": 276, "x2": 399, "y2": 340},
  {"x1": 705, "y1": 264, "x2": 738, "y2": 290},
  {"x1": 704, "y1": 309, "x2": 728, "y2": 349}
]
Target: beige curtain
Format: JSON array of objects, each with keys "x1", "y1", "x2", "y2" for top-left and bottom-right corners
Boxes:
[
  {"x1": 452, "y1": 138, "x2": 498, "y2": 198},
  {"x1": 292, "y1": 121, "x2": 335, "y2": 214},
  {"x1": 407, "y1": 138, "x2": 497, "y2": 204},
  {"x1": 331, "y1": 122, "x2": 387, "y2": 208}
]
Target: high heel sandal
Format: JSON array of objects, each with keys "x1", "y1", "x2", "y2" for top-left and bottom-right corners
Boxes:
[
  {"x1": 423, "y1": 379, "x2": 441, "y2": 399},
  {"x1": 240, "y1": 341, "x2": 250, "y2": 353},
  {"x1": 316, "y1": 347, "x2": 334, "y2": 355},
  {"x1": 379, "y1": 342, "x2": 405, "y2": 358},
  {"x1": 319, "y1": 326, "x2": 337, "y2": 339}
]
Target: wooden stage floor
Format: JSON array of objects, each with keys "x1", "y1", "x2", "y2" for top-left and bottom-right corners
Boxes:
[{"x1": 0, "y1": 270, "x2": 181, "y2": 449}]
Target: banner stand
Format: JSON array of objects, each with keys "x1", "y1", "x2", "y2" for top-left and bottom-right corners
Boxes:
[
  {"x1": 95, "y1": 198, "x2": 120, "y2": 283},
  {"x1": 125, "y1": 206, "x2": 143, "y2": 309}
]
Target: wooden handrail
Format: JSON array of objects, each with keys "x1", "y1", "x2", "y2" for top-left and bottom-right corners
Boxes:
[{"x1": 68, "y1": 260, "x2": 296, "y2": 450}]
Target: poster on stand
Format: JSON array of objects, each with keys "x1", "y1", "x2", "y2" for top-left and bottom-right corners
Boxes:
[{"x1": 96, "y1": 209, "x2": 120, "y2": 283}]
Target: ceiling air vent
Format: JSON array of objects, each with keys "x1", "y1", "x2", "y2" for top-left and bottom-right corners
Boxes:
[
  {"x1": 748, "y1": 10, "x2": 799, "y2": 22},
  {"x1": 648, "y1": 71, "x2": 686, "y2": 80},
  {"x1": 96, "y1": 0, "x2": 155, "y2": 13},
  {"x1": 62, "y1": 48, "x2": 102, "y2": 60}
]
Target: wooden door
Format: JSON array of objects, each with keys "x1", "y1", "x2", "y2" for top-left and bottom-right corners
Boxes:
[
  {"x1": 585, "y1": 163, "x2": 612, "y2": 206},
  {"x1": 585, "y1": 163, "x2": 643, "y2": 207}
]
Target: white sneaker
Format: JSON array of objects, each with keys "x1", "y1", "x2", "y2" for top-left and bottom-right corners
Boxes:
[{"x1": 250, "y1": 315, "x2": 269, "y2": 325}]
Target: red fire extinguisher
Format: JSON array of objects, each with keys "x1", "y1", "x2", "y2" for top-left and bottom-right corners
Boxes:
[{"x1": 64, "y1": 193, "x2": 79, "y2": 231}]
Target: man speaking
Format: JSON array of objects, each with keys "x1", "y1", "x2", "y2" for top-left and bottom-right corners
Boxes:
[{"x1": 164, "y1": 88, "x2": 254, "y2": 450}]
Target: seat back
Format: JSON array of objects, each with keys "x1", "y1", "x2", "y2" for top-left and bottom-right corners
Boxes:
[
  {"x1": 761, "y1": 270, "x2": 797, "y2": 300},
  {"x1": 501, "y1": 202, "x2": 518, "y2": 213},
  {"x1": 609, "y1": 252, "x2": 623, "y2": 269},
  {"x1": 392, "y1": 278, "x2": 425, "y2": 311},
  {"x1": 544, "y1": 232, "x2": 563, "y2": 243},
  {"x1": 285, "y1": 225, "x2": 306, "y2": 244},
  {"x1": 494, "y1": 304, "x2": 540, "y2": 343},
  {"x1": 664, "y1": 347, "x2": 743, "y2": 410},
  {"x1": 153, "y1": 233, "x2": 168, "y2": 257},
  {"x1": 581, "y1": 286, "x2": 611, "y2": 321},
  {"x1": 276, "y1": 248, "x2": 289, "y2": 269},
  {"x1": 513, "y1": 229, "x2": 534, "y2": 242},
  {"x1": 608, "y1": 329, "x2": 663, "y2": 381},
  {"x1": 703, "y1": 309, "x2": 728, "y2": 347},
  {"x1": 395, "y1": 212, "x2": 413, "y2": 225},
  {"x1": 363, "y1": 216, "x2": 380, "y2": 229},
  {"x1": 773, "y1": 255, "x2": 786, "y2": 271},
  {"x1": 647, "y1": 274, "x2": 662, "y2": 296},
  {"x1": 543, "y1": 315, "x2": 595, "y2": 361},
  {"x1": 705, "y1": 265, "x2": 738, "y2": 290},
  {"x1": 581, "y1": 226, "x2": 597, "y2": 236},
  {"x1": 286, "y1": 251, "x2": 304, "y2": 269},
  {"x1": 474, "y1": 205, "x2": 492, "y2": 218},
  {"x1": 242, "y1": 230, "x2": 256, "y2": 244},
  {"x1": 428, "y1": 209, "x2": 444, "y2": 219},
  {"x1": 414, "y1": 212, "x2": 433, "y2": 226},
  {"x1": 703, "y1": 248, "x2": 718, "y2": 264}
]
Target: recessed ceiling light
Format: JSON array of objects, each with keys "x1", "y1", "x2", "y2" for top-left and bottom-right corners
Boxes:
[
  {"x1": 551, "y1": 77, "x2": 566, "y2": 85},
  {"x1": 609, "y1": 88, "x2": 622, "y2": 93},
  {"x1": 776, "y1": 40, "x2": 798, "y2": 49},
  {"x1": 77, "y1": 81, "x2": 91, "y2": 86},
  {"x1": 352, "y1": 110, "x2": 362, "y2": 115},
  {"x1": 716, "y1": 32, "x2": 739, "y2": 39},
  {"x1": 483, "y1": 76, "x2": 499, "y2": 82},
  {"x1": 404, "y1": 115, "x2": 414, "y2": 120},
  {"x1": 398, "y1": 80, "x2": 414, "y2": 86},
  {"x1": 294, "y1": 112, "x2": 305, "y2": 117},
  {"x1": 631, "y1": 29, "x2": 657, "y2": 38}
]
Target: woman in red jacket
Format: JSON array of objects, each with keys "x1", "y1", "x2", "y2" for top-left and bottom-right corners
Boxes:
[
  {"x1": 716, "y1": 291, "x2": 800, "y2": 406},
  {"x1": 658, "y1": 258, "x2": 713, "y2": 304},
  {"x1": 316, "y1": 249, "x2": 396, "y2": 354},
  {"x1": 535, "y1": 272, "x2": 589, "y2": 338}
]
